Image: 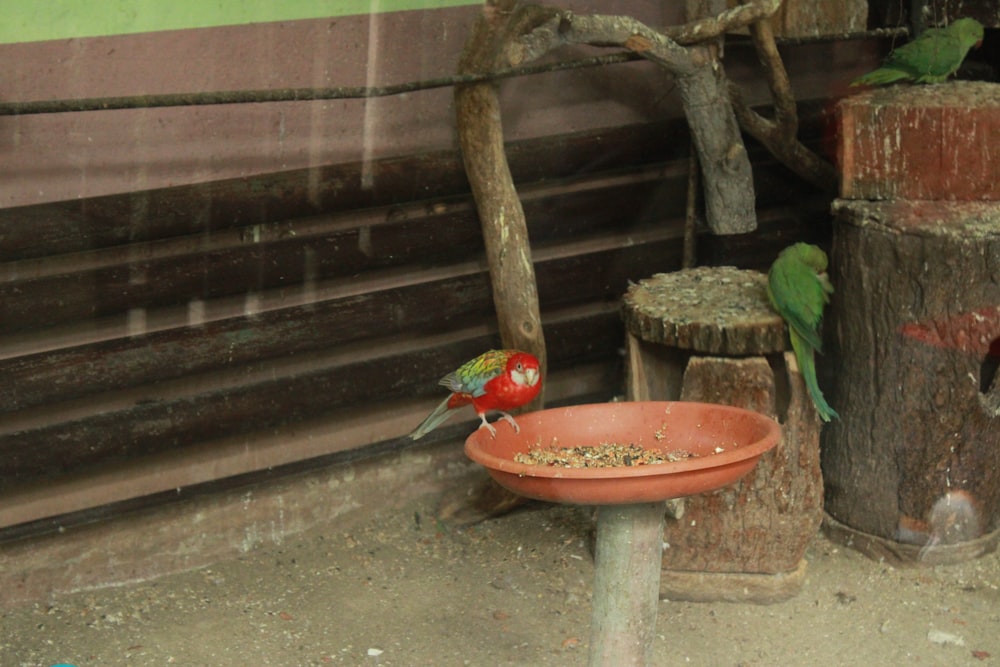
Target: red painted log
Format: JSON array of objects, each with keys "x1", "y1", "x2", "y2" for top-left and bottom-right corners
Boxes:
[{"x1": 838, "y1": 82, "x2": 1000, "y2": 201}]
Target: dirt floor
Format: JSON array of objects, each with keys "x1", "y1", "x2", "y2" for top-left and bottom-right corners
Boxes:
[{"x1": 3, "y1": 478, "x2": 1000, "y2": 667}]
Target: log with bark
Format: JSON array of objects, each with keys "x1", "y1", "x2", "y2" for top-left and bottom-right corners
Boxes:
[
  {"x1": 823, "y1": 200, "x2": 1000, "y2": 564},
  {"x1": 624, "y1": 268, "x2": 823, "y2": 602}
]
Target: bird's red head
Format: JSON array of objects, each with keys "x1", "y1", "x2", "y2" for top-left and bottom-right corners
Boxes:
[{"x1": 506, "y1": 352, "x2": 541, "y2": 390}]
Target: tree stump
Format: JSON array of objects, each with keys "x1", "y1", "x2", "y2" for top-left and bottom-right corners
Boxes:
[
  {"x1": 823, "y1": 200, "x2": 1000, "y2": 564},
  {"x1": 623, "y1": 267, "x2": 823, "y2": 603},
  {"x1": 839, "y1": 82, "x2": 1000, "y2": 202}
]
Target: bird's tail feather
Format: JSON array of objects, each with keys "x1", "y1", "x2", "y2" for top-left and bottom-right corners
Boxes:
[
  {"x1": 790, "y1": 331, "x2": 840, "y2": 422},
  {"x1": 851, "y1": 67, "x2": 909, "y2": 87},
  {"x1": 409, "y1": 396, "x2": 456, "y2": 440}
]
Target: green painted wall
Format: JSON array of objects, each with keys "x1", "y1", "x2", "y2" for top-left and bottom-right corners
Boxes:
[{"x1": 1, "y1": 0, "x2": 480, "y2": 45}]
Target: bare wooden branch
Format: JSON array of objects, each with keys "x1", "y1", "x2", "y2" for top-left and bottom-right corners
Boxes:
[
  {"x1": 730, "y1": 82, "x2": 837, "y2": 192},
  {"x1": 727, "y1": 6, "x2": 838, "y2": 192},
  {"x1": 665, "y1": 0, "x2": 782, "y2": 44},
  {"x1": 509, "y1": 7, "x2": 758, "y2": 234},
  {"x1": 458, "y1": 0, "x2": 841, "y2": 270},
  {"x1": 509, "y1": 13, "x2": 696, "y2": 74},
  {"x1": 749, "y1": 15, "x2": 798, "y2": 135},
  {"x1": 455, "y1": 0, "x2": 551, "y2": 383}
]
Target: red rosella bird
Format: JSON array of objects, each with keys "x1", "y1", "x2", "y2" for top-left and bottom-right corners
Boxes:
[{"x1": 409, "y1": 349, "x2": 542, "y2": 440}]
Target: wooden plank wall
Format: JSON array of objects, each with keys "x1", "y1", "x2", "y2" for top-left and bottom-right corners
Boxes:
[{"x1": 0, "y1": 110, "x2": 834, "y2": 540}]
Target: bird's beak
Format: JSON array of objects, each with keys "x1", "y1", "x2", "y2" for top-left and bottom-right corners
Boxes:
[{"x1": 524, "y1": 368, "x2": 539, "y2": 386}]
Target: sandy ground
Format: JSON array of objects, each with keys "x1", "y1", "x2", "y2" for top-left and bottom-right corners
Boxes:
[{"x1": 3, "y1": 481, "x2": 999, "y2": 667}]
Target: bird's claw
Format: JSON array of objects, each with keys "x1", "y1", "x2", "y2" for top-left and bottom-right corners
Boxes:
[
  {"x1": 499, "y1": 412, "x2": 520, "y2": 434},
  {"x1": 478, "y1": 413, "x2": 520, "y2": 438},
  {"x1": 478, "y1": 414, "x2": 498, "y2": 438}
]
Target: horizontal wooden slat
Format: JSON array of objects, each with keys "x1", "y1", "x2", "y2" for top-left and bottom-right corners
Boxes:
[
  {"x1": 0, "y1": 99, "x2": 832, "y2": 261},
  {"x1": 0, "y1": 121, "x2": 694, "y2": 262},
  {"x1": 0, "y1": 273, "x2": 493, "y2": 411},
  {"x1": 0, "y1": 303, "x2": 626, "y2": 488},
  {"x1": 0, "y1": 221, "x2": 686, "y2": 414},
  {"x1": 0, "y1": 165, "x2": 683, "y2": 335},
  {"x1": 0, "y1": 204, "x2": 830, "y2": 486},
  {"x1": 0, "y1": 356, "x2": 622, "y2": 540},
  {"x1": 0, "y1": 107, "x2": 837, "y2": 521},
  {"x1": 0, "y1": 151, "x2": 815, "y2": 339}
]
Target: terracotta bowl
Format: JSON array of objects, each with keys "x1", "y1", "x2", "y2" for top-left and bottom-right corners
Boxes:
[{"x1": 465, "y1": 401, "x2": 781, "y2": 505}]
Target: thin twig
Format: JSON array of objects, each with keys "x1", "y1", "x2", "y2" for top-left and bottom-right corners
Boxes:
[
  {"x1": 683, "y1": 143, "x2": 700, "y2": 268},
  {"x1": 0, "y1": 23, "x2": 908, "y2": 118},
  {"x1": 0, "y1": 52, "x2": 639, "y2": 116}
]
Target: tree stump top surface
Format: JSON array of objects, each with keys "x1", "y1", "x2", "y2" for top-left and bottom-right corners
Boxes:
[
  {"x1": 834, "y1": 199, "x2": 1000, "y2": 241},
  {"x1": 622, "y1": 267, "x2": 786, "y2": 355},
  {"x1": 845, "y1": 81, "x2": 1000, "y2": 108}
]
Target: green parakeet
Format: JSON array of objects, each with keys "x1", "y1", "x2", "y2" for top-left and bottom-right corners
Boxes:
[
  {"x1": 767, "y1": 243, "x2": 839, "y2": 422},
  {"x1": 851, "y1": 17, "x2": 984, "y2": 86}
]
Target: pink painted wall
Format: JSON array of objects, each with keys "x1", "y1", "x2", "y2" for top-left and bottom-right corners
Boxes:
[{"x1": 0, "y1": 2, "x2": 869, "y2": 208}]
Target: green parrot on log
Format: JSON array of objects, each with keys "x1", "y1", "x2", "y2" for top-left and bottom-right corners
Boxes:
[
  {"x1": 767, "y1": 243, "x2": 839, "y2": 422},
  {"x1": 851, "y1": 17, "x2": 984, "y2": 86}
]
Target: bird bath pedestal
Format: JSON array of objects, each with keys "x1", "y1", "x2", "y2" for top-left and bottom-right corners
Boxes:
[{"x1": 465, "y1": 401, "x2": 781, "y2": 667}]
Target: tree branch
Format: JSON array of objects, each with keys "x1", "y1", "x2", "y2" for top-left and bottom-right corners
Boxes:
[
  {"x1": 455, "y1": 0, "x2": 550, "y2": 391},
  {"x1": 507, "y1": 6, "x2": 760, "y2": 234},
  {"x1": 664, "y1": 0, "x2": 782, "y2": 44},
  {"x1": 749, "y1": 14, "x2": 798, "y2": 135},
  {"x1": 509, "y1": 13, "x2": 698, "y2": 75},
  {"x1": 727, "y1": 6, "x2": 838, "y2": 192}
]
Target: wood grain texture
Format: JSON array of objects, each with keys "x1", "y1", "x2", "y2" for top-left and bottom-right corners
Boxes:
[
  {"x1": 0, "y1": 112, "x2": 834, "y2": 525},
  {"x1": 622, "y1": 267, "x2": 786, "y2": 355},
  {"x1": 824, "y1": 200, "x2": 1000, "y2": 546},
  {"x1": 838, "y1": 82, "x2": 1000, "y2": 201}
]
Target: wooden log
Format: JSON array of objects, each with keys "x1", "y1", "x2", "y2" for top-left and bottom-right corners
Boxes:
[
  {"x1": 824, "y1": 200, "x2": 1000, "y2": 560},
  {"x1": 823, "y1": 512, "x2": 1000, "y2": 567},
  {"x1": 589, "y1": 502, "x2": 665, "y2": 667},
  {"x1": 838, "y1": 82, "x2": 1000, "y2": 201},
  {"x1": 622, "y1": 267, "x2": 823, "y2": 601},
  {"x1": 454, "y1": 0, "x2": 551, "y2": 380},
  {"x1": 667, "y1": 353, "x2": 823, "y2": 576},
  {"x1": 622, "y1": 267, "x2": 786, "y2": 356}
]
